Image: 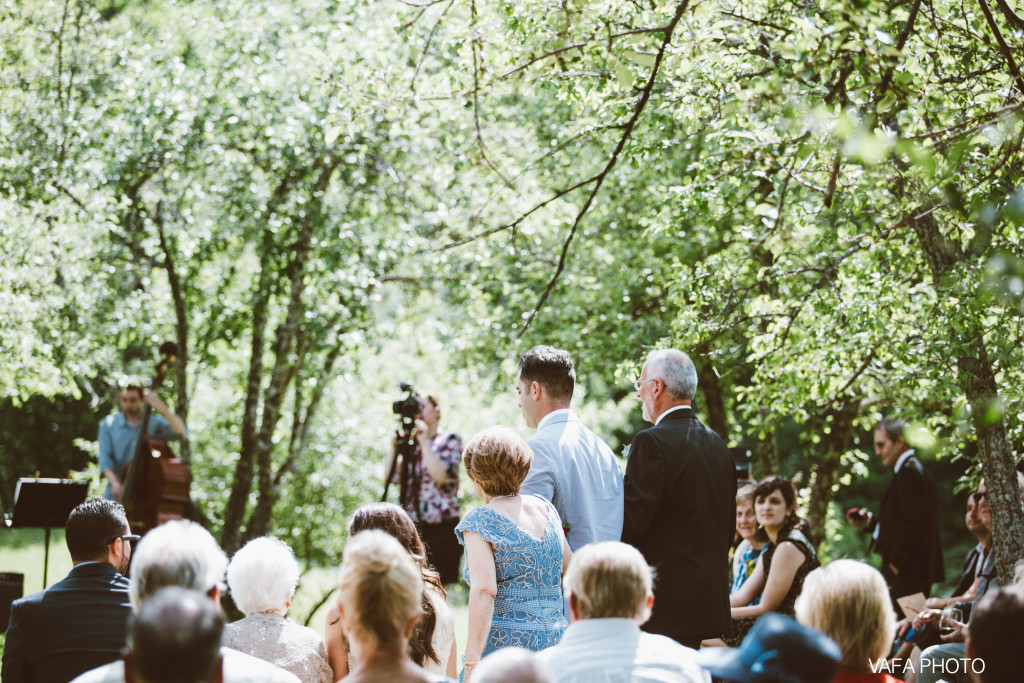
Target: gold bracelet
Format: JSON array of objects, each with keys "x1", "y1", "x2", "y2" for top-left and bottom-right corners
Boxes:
[{"x1": 463, "y1": 661, "x2": 479, "y2": 669}]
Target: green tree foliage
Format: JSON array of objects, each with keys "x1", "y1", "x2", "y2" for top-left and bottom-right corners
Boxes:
[
  {"x1": 387, "y1": 0, "x2": 1024, "y2": 582},
  {"x1": 4, "y1": 0, "x2": 1023, "y2": 583}
]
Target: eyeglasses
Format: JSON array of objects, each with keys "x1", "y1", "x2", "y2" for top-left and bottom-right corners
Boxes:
[
  {"x1": 633, "y1": 378, "x2": 657, "y2": 392},
  {"x1": 972, "y1": 490, "x2": 987, "y2": 504},
  {"x1": 106, "y1": 534, "x2": 141, "y2": 546}
]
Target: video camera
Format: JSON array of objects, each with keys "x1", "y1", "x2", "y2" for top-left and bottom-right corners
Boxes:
[
  {"x1": 392, "y1": 381, "x2": 421, "y2": 434},
  {"x1": 383, "y1": 382, "x2": 423, "y2": 504}
]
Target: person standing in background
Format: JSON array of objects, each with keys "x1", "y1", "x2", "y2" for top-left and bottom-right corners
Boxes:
[
  {"x1": 385, "y1": 392, "x2": 463, "y2": 585},
  {"x1": 98, "y1": 377, "x2": 186, "y2": 501}
]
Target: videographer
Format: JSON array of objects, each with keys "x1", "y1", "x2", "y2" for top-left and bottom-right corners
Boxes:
[{"x1": 385, "y1": 391, "x2": 464, "y2": 585}]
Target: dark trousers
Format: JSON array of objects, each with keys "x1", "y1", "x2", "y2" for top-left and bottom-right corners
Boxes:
[{"x1": 416, "y1": 517, "x2": 463, "y2": 585}]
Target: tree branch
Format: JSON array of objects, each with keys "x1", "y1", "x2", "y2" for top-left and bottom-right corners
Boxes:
[
  {"x1": 517, "y1": 0, "x2": 693, "y2": 337},
  {"x1": 433, "y1": 173, "x2": 602, "y2": 251},
  {"x1": 978, "y1": 0, "x2": 1024, "y2": 96}
]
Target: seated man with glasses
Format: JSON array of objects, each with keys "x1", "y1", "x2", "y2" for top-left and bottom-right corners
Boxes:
[
  {"x1": 902, "y1": 474, "x2": 1023, "y2": 683},
  {"x1": 2, "y1": 498, "x2": 134, "y2": 683}
]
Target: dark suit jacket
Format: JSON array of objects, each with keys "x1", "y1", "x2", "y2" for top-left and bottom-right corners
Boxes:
[
  {"x1": 2, "y1": 562, "x2": 131, "y2": 683},
  {"x1": 953, "y1": 545, "x2": 982, "y2": 598},
  {"x1": 621, "y1": 408, "x2": 736, "y2": 642},
  {"x1": 875, "y1": 454, "x2": 944, "y2": 595}
]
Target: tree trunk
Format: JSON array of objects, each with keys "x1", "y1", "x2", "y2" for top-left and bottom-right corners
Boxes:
[
  {"x1": 699, "y1": 362, "x2": 729, "y2": 441},
  {"x1": 958, "y1": 344, "x2": 1024, "y2": 586},
  {"x1": 236, "y1": 159, "x2": 339, "y2": 548},
  {"x1": 805, "y1": 398, "x2": 859, "y2": 549},
  {"x1": 221, "y1": 172, "x2": 302, "y2": 552},
  {"x1": 757, "y1": 405, "x2": 780, "y2": 478},
  {"x1": 913, "y1": 215, "x2": 1024, "y2": 587},
  {"x1": 155, "y1": 204, "x2": 191, "y2": 467}
]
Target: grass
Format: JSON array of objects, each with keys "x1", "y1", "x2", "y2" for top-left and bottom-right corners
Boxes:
[{"x1": 0, "y1": 529, "x2": 469, "y2": 660}]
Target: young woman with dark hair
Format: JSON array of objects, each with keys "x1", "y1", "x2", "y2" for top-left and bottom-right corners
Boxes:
[{"x1": 725, "y1": 476, "x2": 820, "y2": 646}]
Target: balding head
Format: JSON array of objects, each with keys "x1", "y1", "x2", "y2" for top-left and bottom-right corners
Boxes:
[
  {"x1": 125, "y1": 587, "x2": 223, "y2": 683},
  {"x1": 474, "y1": 647, "x2": 552, "y2": 683}
]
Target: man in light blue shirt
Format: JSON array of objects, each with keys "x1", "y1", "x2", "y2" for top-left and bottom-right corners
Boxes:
[
  {"x1": 98, "y1": 380, "x2": 186, "y2": 500},
  {"x1": 517, "y1": 346, "x2": 623, "y2": 551}
]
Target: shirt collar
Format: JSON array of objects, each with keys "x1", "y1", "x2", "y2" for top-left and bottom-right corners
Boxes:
[
  {"x1": 562, "y1": 617, "x2": 640, "y2": 641},
  {"x1": 537, "y1": 408, "x2": 573, "y2": 431},
  {"x1": 894, "y1": 449, "x2": 915, "y2": 472},
  {"x1": 655, "y1": 404, "x2": 692, "y2": 426}
]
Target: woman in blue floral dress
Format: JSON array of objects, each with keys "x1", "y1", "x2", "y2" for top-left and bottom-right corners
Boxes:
[{"x1": 456, "y1": 427, "x2": 570, "y2": 681}]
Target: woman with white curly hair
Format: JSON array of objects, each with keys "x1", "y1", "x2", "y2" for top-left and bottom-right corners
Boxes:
[{"x1": 224, "y1": 537, "x2": 332, "y2": 683}]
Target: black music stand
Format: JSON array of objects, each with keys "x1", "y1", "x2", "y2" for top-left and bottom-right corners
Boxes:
[{"x1": 11, "y1": 478, "x2": 89, "y2": 587}]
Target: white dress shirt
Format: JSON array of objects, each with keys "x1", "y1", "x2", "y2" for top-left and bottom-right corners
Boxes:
[{"x1": 536, "y1": 618, "x2": 709, "y2": 683}]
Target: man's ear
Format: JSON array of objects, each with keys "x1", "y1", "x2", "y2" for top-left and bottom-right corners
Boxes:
[
  {"x1": 531, "y1": 381, "x2": 543, "y2": 400},
  {"x1": 568, "y1": 592, "x2": 579, "y2": 623},
  {"x1": 208, "y1": 584, "x2": 221, "y2": 606},
  {"x1": 638, "y1": 593, "x2": 654, "y2": 626}
]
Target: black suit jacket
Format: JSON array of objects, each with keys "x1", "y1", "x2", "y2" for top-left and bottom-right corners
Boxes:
[
  {"x1": 876, "y1": 454, "x2": 944, "y2": 595},
  {"x1": 2, "y1": 562, "x2": 131, "y2": 683},
  {"x1": 953, "y1": 545, "x2": 981, "y2": 598},
  {"x1": 621, "y1": 408, "x2": 736, "y2": 642}
]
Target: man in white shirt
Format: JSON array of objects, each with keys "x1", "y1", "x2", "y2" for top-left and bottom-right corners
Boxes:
[
  {"x1": 517, "y1": 345, "x2": 623, "y2": 551},
  {"x1": 537, "y1": 542, "x2": 708, "y2": 683}
]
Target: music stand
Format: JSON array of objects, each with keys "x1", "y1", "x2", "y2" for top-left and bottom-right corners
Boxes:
[{"x1": 11, "y1": 478, "x2": 89, "y2": 587}]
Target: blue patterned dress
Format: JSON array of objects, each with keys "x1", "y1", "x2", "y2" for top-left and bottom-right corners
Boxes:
[{"x1": 455, "y1": 496, "x2": 568, "y2": 656}]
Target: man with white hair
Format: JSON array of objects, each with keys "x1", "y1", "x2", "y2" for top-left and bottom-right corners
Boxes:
[
  {"x1": 622, "y1": 348, "x2": 735, "y2": 648},
  {"x1": 537, "y1": 542, "x2": 708, "y2": 683},
  {"x1": 72, "y1": 520, "x2": 298, "y2": 683}
]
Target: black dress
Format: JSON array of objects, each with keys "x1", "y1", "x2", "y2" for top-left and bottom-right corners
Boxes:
[{"x1": 726, "y1": 527, "x2": 819, "y2": 646}]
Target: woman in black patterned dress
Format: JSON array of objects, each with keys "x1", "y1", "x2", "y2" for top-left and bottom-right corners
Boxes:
[{"x1": 726, "y1": 476, "x2": 819, "y2": 646}]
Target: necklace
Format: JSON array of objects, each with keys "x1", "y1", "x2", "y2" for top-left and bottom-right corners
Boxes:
[
  {"x1": 489, "y1": 493, "x2": 518, "y2": 502},
  {"x1": 257, "y1": 608, "x2": 286, "y2": 617}
]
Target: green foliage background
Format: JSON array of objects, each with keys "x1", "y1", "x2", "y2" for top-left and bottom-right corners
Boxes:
[{"x1": 3, "y1": 0, "x2": 1024, "y2": 582}]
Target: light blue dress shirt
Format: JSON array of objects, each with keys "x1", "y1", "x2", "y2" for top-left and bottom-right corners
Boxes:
[
  {"x1": 97, "y1": 412, "x2": 181, "y2": 498},
  {"x1": 521, "y1": 409, "x2": 624, "y2": 551}
]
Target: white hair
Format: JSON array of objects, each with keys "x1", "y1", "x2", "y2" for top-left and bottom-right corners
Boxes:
[
  {"x1": 645, "y1": 349, "x2": 697, "y2": 400},
  {"x1": 130, "y1": 520, "x2": 228, "y2": 610},
  {"x1": 475, "y1": 647, "x2": 552, "y2": 683},
  {"x1": 227, "y1": 537, "x2": 299, "y2": 616}
]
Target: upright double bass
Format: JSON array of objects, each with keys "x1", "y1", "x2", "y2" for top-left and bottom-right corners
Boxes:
[{"x1": 121, "y1": 342, "x2": 191, "y2": 535}]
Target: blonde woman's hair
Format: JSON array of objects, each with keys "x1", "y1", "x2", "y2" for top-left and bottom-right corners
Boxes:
[
  {"x1": 563, "y1": 542, "x2": 652, "y2": 621},
  {"x1": 338, "y1": 530, "x2": 423, "y2": 649},
  {"x1": 463, "y1": 426, "x2": 532, "y2": 497},
  {"x1": 795, "y1": 560, "x2": 895, "y2": 672}
]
